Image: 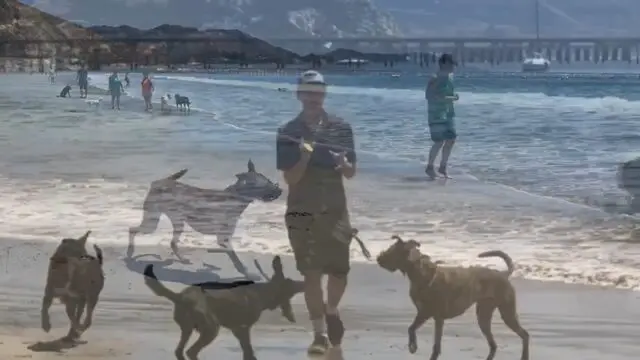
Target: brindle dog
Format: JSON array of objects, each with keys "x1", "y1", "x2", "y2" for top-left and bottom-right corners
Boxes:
[
  {"x1": 128, "y1": 160, "x2": 282, "y2": 271},
  {"x1": 41, "y1": 231, "x2": 105, "y2": 341},
  {"x1": 376, "y1": 235, "x2": 529, "y2": 360},
  {"x1": 143, "y1": 255, "x2": 304, "y2": 360}
]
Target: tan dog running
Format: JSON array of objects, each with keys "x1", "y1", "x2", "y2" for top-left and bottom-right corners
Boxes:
[
  {"x1": 41, "y1": 231, "x2": 105, "y2": 341},
  {"x1": 376, "y1": 235, "x2": 529, "y2": 360},
  {"x1": 143, "y1": 255, "x2": 304, "y2": 360}
]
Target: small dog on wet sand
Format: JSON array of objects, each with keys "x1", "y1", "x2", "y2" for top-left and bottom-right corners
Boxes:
[
  {"x1": 376, "y1": 235, "x2": 529, "y2": 360},
  {"x1": 161, "y1": 93, "x2": 172, "y2": 113},
  {"x1": 84, "y1": 97, "x2": 102, "y2": 108},
  {"x1": 41, "y1": 231, "x2": 105, "y2": 341},
  {"x1": 143, "y1": 255, "x2": 304, "y2": 360},
  {"x1": 174, "y1": 93, "x2": 191, "y2": 112}
]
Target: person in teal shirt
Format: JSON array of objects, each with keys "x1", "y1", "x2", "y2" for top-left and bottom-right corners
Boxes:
[
  {"x1": 425, "y1": 53, "x2": 459, "y2": 179},
  {"x1": 108, "y1": 71, "x2": 124, "y2": 110}
]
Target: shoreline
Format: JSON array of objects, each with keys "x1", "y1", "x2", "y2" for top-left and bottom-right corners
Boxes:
[{"x1": 28, "y1": 72, "x2": 640, "y2": 293}]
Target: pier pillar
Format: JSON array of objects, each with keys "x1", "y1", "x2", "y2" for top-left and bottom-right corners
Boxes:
[
  {"x1": 554, "y1": 46, "x2": 562, "y2": 64},
  {"x1": 488, "y1": 43, "x2": 496, "y2": 66},
  {"x1": 612, "y1": 46, "x2": 620, "y2": 61},
  {"x1": 603, "y1": 44, "x2": 610, "y2": 62},
  {"x1": 622, "y1": 45, "x2": 631, "y2": 63},
  {"x1": 504, "y1": 47, "x2": 514, "y2": 63},
  {"x1": 573, "y1": 47, "x2": 581, "y2": 62},
  {"x1": 564, "y1": 44, "x2": 571, "y2": 64}
]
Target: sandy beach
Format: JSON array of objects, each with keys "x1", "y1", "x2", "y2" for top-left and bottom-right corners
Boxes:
[
  {"x1": 0, "y1": 238, "x2": 638, "y2": 360},
  {"x1": 2, "y1": 72, "x2": 640, "y2": 359}
]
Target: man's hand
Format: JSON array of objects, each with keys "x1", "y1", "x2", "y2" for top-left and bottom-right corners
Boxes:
[
  {"x1": 330, "y1": 150, "x2": 349, "y2": 170},
  {"x1": 299, "y1": 137, "x2": 314, "y2": 155}
]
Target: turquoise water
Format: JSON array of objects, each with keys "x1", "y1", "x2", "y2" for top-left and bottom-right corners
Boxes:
[{"x1": 2, "y1": 70, "x2": 640, "y2": 290}]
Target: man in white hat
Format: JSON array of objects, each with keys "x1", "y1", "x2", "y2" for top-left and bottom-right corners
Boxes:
[{"x1": 276, "y1": 70, "x2": 357, "y2": 355}]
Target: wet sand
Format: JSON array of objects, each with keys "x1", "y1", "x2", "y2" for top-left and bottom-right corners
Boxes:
[{"x1": 0, "y1": 238, "x2": 639, "y2": 359}]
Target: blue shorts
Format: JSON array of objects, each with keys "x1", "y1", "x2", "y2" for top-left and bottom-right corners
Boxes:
[
  {"x1": 79, "y1": 80, "x2": 88, "y2": 90},
  {"x1": 428, "y1": 120, "x2": 457, "y2": 142}
]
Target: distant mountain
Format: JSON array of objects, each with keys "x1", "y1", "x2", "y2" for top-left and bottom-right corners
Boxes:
[
  {"x1": 88, "y1": 25, "x2": 299, "y2": 64},
  {"x1": 376, "y1": 0, "x2": 640, "y2": 37},
  {"x1": 1, "y1": 0, "x2": 92, "y2": 56},
  {"x1": 23, "y1": 0, "x2": 403, "y2": 38}
]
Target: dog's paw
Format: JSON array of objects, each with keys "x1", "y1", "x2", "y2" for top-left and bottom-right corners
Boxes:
[{"x1": 408, "y1": 341, "x2": 418, "y2": 354}]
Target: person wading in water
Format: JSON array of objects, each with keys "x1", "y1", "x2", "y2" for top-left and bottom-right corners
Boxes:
[
  {"x1": 141, "y1": 73, "x2": 154, "y2": 111},
  {"x1": 76, "y1": 64, "x2": 89, "y2": 99},
  {"x1": 108, "y1": 71, "x2": 124, "y2": 110},
  {"x1": 276, "y1": 70, "x2": 357, "y2": 355},
  {"x1": 425, "y1": 53, "x2": 459, "y2": 180}
]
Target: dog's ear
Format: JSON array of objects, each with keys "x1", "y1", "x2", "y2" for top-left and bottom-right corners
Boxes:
[
  {"x1": 78, "y1": 230, "x2": 91, "y2": 245},
  {"x1": 247, "y1": 159, "x2": 256, "y2": 173},
  {"x1": 167, "y1": 169, "x2": 188, "y2": 181},
  {"x1": 407, "y1": 239, "x2": 421, "y2": 248},
  {"x1": 391, "y1": 235, "x2": 404, "y2": 243},
  {"x1": 272, "y1": 255, "x2": 283, "y2": 277}
]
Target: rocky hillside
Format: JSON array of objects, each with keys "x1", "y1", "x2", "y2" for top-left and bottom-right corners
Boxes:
[
  {"x1": 1, "y1": 0, "x2": 90, "y2": 42},
  {"x1": 88, "y1": 25, "x2": 299, "y2": 64},
  {"x1": 1, "y1": 0, "x2": 94, "y2": 58},
  {"x1": 2, "y1": 0, "x2": 298, "y2": 66},
  {"x1": 23, "y1": 0, "x2": 403, "y2": 38}
]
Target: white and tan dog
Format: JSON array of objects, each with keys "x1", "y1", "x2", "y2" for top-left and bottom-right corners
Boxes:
[
  {"x1": 84, "y1": 97, "x2": 102, "y2": 108},
  {"x1": 160, "y1": 93, "x2": 172, "y2": 113}
]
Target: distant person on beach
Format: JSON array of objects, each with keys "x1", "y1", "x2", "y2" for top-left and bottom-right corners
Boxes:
[
  {"x1": 48, "y1": 69, "x2": 56, "y2": 84},
  {"x1": 141, "y1": 73, "x2": 154, "y2": 111},
  {"x1": 76, "y1": 65, "x2": 89, "y2": 99},
  {"x1": 108, "y1": 71, "x2": 124, "y2": 110},
  {"x1": 425, "y1": 53, "x2": 459, "y2": 180},
  {"x1": 124, "y1": 72, "x2": 130, "y2": 88},
  {"x1": 57, "y1": 85, "x2": 71, "y2": 98},
  {"x1": 277, "y1": 70, "x2": 356, "y2": 355}
]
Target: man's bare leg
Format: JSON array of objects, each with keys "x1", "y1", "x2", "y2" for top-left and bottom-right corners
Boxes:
[
  {"x1": 426, "y1": 141, "x2": 444, "y2": 179},
  {"x1": 304, "y1": 270, "x2": 329, "y2": 354},
  {"x1": 326, "y1": 274, "x2": 347, "y2": 346},
  {"x1": 438, "y1": 139, "x2": 456, "y2": 178}
]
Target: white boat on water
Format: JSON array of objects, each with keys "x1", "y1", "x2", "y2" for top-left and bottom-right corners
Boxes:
[{"x1": 522, "y1": 53, "x2": 550, "y2": 72}]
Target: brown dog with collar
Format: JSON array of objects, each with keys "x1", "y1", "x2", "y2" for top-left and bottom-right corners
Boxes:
[
  {"x1": 143, "y1": 255, "x2": 304, "y2": 360},
  {"x1": 376, "y1": 235, "x2": 529, "y2": 360},
  {"x1": 41, "y1": 231, "x2": 105, "y2": 341}
]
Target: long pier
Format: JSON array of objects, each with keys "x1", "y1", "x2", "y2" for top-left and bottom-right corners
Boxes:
[{"x1": 4, "y1": 36, "x2": 640, "y2": 71}]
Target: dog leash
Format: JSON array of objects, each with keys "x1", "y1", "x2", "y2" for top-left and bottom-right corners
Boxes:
[{"x1": 351, "y1": 229, "x2": 371, "y2": 260}]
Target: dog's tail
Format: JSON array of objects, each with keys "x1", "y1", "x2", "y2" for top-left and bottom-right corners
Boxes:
[
  {"x1": 478, "y1": 250, "x2": 515, "y2": 277},
  {"x1": 93, "y1": 244, "x2": 103, "y2": 265},
  {"x1": 143, "y1": 264, "x2": 181, "y2": 303}
]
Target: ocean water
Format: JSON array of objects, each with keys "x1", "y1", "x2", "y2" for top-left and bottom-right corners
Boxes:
[{"x1": 2, "y1": 70, "x2": 640, "y2": 290}]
